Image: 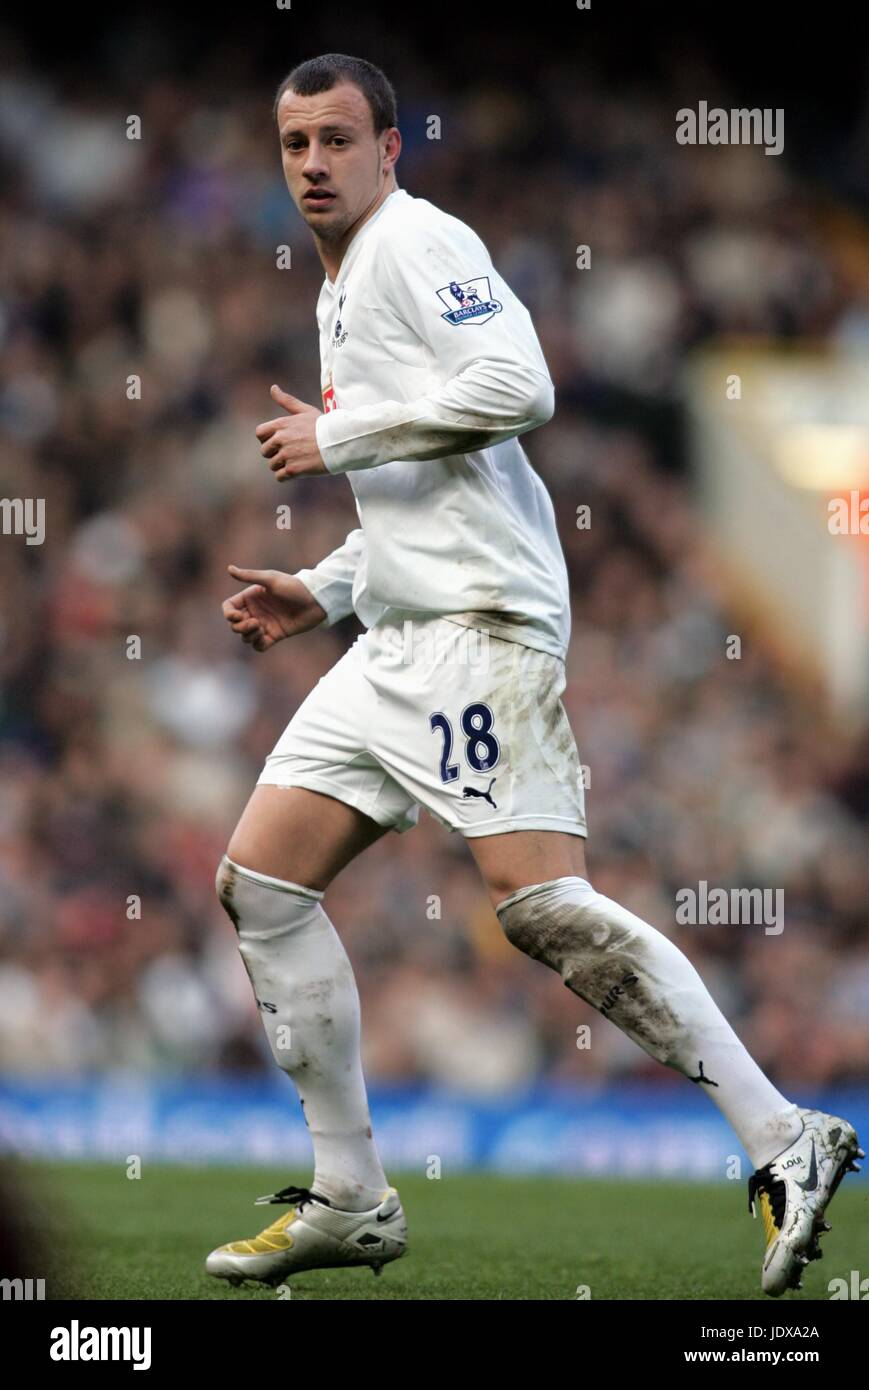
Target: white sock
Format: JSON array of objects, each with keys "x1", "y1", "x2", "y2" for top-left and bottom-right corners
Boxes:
[
  {"x1": 216, "y1": 854, "x2": 388, "y2": 1211},
  {"x1": 496, "y1": 876, "x2": 803, "y2": 1169}
]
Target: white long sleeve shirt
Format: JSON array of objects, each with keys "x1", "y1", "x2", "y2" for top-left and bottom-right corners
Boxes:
[{"x1": 294, "y1": 186, "x2": 570, "y2": 659}]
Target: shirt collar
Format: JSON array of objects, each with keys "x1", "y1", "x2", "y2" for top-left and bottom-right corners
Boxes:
[{"x1": 322, "y1": 188, "x2": 408, "y2": 294}]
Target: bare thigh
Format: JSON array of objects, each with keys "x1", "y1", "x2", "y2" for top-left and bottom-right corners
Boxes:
[
  {"x1": 467, "y1": 829, "x2": 589, "y2": 909},
  {"x1": 227, "y1": 785, "x2": 389, "y2": 891}
]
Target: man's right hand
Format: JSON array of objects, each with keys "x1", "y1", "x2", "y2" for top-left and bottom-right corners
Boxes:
[{"x1": 222, "y1": 566, "x2": 327, "y2": 651}]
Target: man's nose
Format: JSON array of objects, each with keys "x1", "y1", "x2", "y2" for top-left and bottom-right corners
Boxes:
[{"x1": 302, "y1": 142, "x2": 328, "y2": 178}]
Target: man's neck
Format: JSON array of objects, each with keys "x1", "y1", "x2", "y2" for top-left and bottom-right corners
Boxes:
[{"x1": 319, "y1": 179, "x2": 400, "y2": 283}]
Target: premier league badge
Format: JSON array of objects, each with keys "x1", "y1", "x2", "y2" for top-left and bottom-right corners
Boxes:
[{"x1": 437, "y1": 276, "x2": 503, "y2": 325}]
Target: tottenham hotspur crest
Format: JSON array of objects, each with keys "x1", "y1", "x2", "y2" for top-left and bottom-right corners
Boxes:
[
  {"x1": 333, "y1": 286, "x2": 349, "y2": 347},
  {"x1": 437, "y1": 276, "x2": 502, "y2": 326}
]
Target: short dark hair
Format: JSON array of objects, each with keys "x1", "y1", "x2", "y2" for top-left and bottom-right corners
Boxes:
[{"x1": 273, "y1": 54, "x2": 397, "y2": 135}]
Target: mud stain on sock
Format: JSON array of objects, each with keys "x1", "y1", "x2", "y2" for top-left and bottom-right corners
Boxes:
[{"x1": 501, "y1": 895, "x2": 683, "y2": 1064}]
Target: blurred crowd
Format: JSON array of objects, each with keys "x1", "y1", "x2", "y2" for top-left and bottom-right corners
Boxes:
[{"x1": 1, "y1": 33, "x2": 868, "y2": 1096}]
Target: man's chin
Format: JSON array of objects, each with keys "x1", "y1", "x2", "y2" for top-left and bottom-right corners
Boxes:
[{"x1": 302, "y1": 208, "x2": 348, "y2": 241}]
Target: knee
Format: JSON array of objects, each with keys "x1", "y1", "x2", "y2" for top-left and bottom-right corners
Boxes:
[
  {"x1": 495, "y1": 878, "x2": 621, "y2": 979},
  {"x1": 495, "y1": 880, "x2": 579, "y2": 967}
]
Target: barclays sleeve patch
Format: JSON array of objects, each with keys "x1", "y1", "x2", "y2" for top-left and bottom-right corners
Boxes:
[{"x1": 437, "y1": 276, "x2": 503, "y2": 325}]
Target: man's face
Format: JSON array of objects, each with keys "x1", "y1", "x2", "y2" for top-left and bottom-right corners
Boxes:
[{"x1": 276, "y1": 80, "x2": 390, "y2": 242}]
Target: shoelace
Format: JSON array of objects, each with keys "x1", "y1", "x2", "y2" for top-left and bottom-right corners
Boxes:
[
  {"x1": 254, "y1": 1184, "x2": 332, "y2": 1209},
  {"x1": 747, "y1": 1164, "x2": 786, "y2": 1226}
]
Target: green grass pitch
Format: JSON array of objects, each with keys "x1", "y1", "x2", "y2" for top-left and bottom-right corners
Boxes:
[{"x1": 20, "y1": 1161, "x2": 869, "y2": 1300}]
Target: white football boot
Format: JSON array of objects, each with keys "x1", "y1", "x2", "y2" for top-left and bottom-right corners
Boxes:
[
  {"x1": 747, "y1": 1107, "x2": 863, "y2": 1296},
  {"x1": 205, "y1": 1183, "x2": 407, "y2": 1287}
]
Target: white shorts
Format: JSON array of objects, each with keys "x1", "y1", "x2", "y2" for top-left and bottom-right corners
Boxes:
[{"x1": 257, "y1": 615, "x2": 587, "y2": 839}]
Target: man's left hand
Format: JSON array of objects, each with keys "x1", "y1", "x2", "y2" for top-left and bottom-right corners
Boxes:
[{"x1": 256, "y1": 384, "x2": 327, "y2": 479}]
